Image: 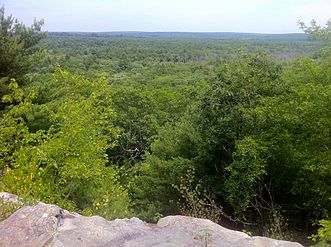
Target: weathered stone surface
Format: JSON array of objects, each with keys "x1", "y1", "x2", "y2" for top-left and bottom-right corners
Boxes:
[
  {"x1": 0, "y1": 192, "x2": 22, "y2": 204},
  {"x1": 0, "y1": 194, "x2": 303, "y2": 247},
  {"x1": 0, "y1": 202, "x2": 58, "y2": 247}
]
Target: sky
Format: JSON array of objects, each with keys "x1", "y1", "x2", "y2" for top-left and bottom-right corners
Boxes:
[{"x1": 2, "y1": 0, "x2": 331, "y2": 33}]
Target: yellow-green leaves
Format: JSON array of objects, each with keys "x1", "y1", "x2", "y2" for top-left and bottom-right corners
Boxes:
[{"x1": 0, "y1": 69, "x2": 131, "y2": 217}]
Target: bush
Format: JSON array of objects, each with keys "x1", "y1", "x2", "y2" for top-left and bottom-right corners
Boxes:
[
  {"x1": 173, "y1": 168, "x2": 222, "y2": 223},
  {"x1": 312, "y1": 220, "x2": 331, "y2": 246}
]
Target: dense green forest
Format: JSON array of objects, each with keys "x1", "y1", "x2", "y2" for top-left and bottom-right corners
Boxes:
[{"x1": 0, "y1": 7, "x2": 330, "y2": 245}]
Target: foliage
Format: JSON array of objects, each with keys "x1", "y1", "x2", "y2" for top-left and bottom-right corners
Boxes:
[
  {"x1": 0, "y1": 69, "x2": 131, "y2": 218},
  {"x1": 107, "y1": 84, "x2": 195, "y2": 167},
  {"x1": 0, "y1": 197, "x2": 21, "y2": 221},
  {"x1": 0, "y1": 6, "x2": 46, "y2": 107},
  {"x1": 298, "y1": 19, "x2": 331, "y2": 57},
  {"x1": 265, "y1": 206, "x2": 289, "y2": 240},
  {"x1": 129, "y1": 114, "x2": 203, "y2": 220},
  {"x1": 298, "y1": 19, "x2": 331, "y2": 42},
  {"x1": 173, "y1": 168, "x2": 222, "y2": 223},
  {"x1": 312, "y1": 220, "x2": 331, "y2": 246},
  {"x1": 0, "y1": 6, "x2": 46, "y2": 77},
  {"x1": 193, "y1": 52, "x2": 284, "y2": 218},
  {"x1": 225, "y1": 137, "x2": 269, "y2": 216}
]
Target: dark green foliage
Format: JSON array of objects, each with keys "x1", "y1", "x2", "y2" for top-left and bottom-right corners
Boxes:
[
  {"x1": 107, "y1": 85, "x2": 194, "y2": 166},
  {"x1": 0, "y1": 7, "x2": 46, "y2": 79},
  {"x1": 130, "y1": 114, "x2": 203, "y2": 220},
  {"x1": 0, "y1": 7, "x2": 46, "y2": 109}
]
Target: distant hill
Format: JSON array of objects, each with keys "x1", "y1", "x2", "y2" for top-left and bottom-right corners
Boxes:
[{"x1": 49, "y1": 31, "x2": 307, "y2": 40}]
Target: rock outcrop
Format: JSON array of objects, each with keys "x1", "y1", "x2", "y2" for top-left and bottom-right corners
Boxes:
[{"x1": 0, "y1": 193, "x2": 303, "y2": 247}]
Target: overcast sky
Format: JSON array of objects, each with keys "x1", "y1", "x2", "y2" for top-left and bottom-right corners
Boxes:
[{"x1": 2, "y1": 0, "x2": 331, "y2": 33}]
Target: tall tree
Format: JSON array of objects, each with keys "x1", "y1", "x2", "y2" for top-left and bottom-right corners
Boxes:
[{"x1": 0, "y1": 6, "x2": 46, "y2": 106}]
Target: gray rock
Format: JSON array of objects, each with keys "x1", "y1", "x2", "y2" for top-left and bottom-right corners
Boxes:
[
  {"x1": 0, "y1": 193, "x2": 303, "y2": 247},
  {"x1": 0, "y1": 192, "x2": 23, "y2": 205}
]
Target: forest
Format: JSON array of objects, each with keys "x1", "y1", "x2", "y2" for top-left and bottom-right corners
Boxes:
[{"x1": 0, "y1": 7, "x2": 330, "y2": 246}]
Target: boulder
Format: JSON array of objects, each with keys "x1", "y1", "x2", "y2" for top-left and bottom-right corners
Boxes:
[{"x1": 0, "y1": 194, "x2": 303, "y2": 247}]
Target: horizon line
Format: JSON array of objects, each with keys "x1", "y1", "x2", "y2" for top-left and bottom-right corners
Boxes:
[{"x1": 47, "y1": 30, "x2": 306, "y2": 35}]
